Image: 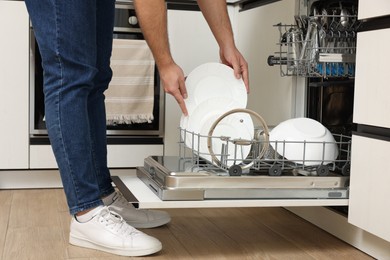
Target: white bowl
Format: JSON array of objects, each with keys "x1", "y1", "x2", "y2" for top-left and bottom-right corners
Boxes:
[{"x1": 269, "y1": 118, "x2": 339, "y2": 166}]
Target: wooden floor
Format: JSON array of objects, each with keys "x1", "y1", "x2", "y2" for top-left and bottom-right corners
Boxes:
[{"x1": 0, "y1": 189, "x2": 373, "y2": 260}]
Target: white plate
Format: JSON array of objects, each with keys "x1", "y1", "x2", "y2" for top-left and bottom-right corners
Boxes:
[
  {"x1": 184, "y1": 98, "x2": 254, "y2": 167},
  {"x1": 179, "y1": 114, "x2": 191, "y2": 147},
  {"x1": 184, "y1": 62, "x2": 247, "y2": 114}
]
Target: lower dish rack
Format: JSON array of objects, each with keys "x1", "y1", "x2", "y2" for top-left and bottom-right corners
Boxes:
[{"x1": 136, "y1": 127, "x2": 351, "y2": 201}]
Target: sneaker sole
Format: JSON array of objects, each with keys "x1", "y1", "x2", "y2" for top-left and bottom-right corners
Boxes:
[{"x1": 69, "y1": 234, "x2": 162, "y2": 257}]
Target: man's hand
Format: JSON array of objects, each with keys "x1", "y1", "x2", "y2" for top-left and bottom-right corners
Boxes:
[
  {"x1": 134, "y1": 0, "x2": 188, "y2": 115},
  {"x1": 220, "y1": 46, "x2": 249, "y2": 93},
  {"x1": 159, "y1": 62, "x2": 188, "y2": 116},
  {"x1": 197, "y1": 0, "x2": 249, "y2": 92}
]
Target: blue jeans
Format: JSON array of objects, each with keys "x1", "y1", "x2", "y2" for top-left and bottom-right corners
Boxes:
[{"x1": 25, "y1": 0, "x2": 116, "y2": 215}]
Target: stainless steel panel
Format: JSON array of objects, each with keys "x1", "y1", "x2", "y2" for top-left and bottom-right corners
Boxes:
[{"x1": 136, "y1": 156, "x2": 350, "y2": 201}]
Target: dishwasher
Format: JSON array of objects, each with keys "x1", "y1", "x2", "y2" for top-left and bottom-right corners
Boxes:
[{"x1": 113, "y1": 0, "x2": 357, "y2": 208}]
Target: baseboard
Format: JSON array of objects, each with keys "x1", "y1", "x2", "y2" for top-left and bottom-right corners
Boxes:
[
  {"x1": 0, "y1": 168, "x2": 135, "y2": 189},
  {"x1": 0, "y1": 169, "x2": 63, "y2": 189}
]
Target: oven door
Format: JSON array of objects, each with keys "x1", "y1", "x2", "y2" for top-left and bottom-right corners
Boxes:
[
  {"x1": 106, "y1": 32, "x2": 164, "y2": 137},
  {"x1": 29, "y1": 3, "x2": 164, "y2": 141}
]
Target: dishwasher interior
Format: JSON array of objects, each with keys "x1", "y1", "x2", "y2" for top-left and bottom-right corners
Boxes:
[{"x1": 268, "y1": 0, "x2": 359, "y2": 136}]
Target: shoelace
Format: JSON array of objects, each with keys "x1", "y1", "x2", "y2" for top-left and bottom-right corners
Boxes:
[{"x1": 98, "y1": 207, "x2": 138, "y2": 236}]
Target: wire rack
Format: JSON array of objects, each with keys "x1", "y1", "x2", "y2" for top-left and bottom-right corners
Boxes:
[
  {"x1": 268, "y1": 10, "x2": 360, "y2": 78},
  {"x1": 178, "y1": 127, "x2": 351, "y2": 177}
]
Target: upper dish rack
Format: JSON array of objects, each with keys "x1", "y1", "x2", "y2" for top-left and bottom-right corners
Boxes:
[{"x1": 268, "y1": 4, "x2": 361, "y2": 78}]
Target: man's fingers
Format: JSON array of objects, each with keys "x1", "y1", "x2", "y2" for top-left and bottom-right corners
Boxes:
[
  {"x1": 232, "y1": 58, "x2": 249, "y2": 93},
  {"x1": 179, "y1": 77, "x2": 188, "y2": 99},
  {"x1": 232, "y1": 61, "x2": 241, "y2": 80},
  {"x1": 241, "y1": 64, "x2": 249, "y2": 93},
  {"x1": 173, "y1": 91, "x2": 188, "y2": 116}
]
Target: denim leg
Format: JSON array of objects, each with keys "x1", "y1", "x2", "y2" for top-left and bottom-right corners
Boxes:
[
  {"x1": 25, "y1": 0, "x2": 114, "y2": 215},
  {"x1": 89, "y1": 0, "x2": 116, "y2": 198}
]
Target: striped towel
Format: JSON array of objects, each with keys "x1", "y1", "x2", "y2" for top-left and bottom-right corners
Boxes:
[{"x1": 105, "y1": 39, "x2": 155, "y2": 125}]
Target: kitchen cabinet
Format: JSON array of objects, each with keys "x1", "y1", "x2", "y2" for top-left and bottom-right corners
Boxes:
[
  {"x1": 353, "y1": 28, "x2": 390, "y2": 129},
  {"x1": 358, "y1": 0, "x2": 390, "y2": 20},
  {"x1": 0, "y1": 1, "x2": 29, "y2": 169},
  {"x1": 29, "y1": 144, "x2": 163, "y2": 169},
  {"x1": 348, "y1": 10, "x2": 390, "y2": 244},
  {"x1": 349, "y1": 135, "x2": 390, "y2": 242}
]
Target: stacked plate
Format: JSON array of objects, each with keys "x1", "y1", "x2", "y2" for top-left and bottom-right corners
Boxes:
[{"x1": 180, "y1": 63, "x2": 253, "y2": 166}]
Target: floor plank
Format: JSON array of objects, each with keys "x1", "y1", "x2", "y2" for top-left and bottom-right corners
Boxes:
[
  {"x1": 0, "y1": 189, "x2": 375, "y2": 259},
  {"x1": 0, "y1": 190, "x2": 13, "y2": 259},
  {"x1": 3, "y1": 226, "x2": 67, "y2": 260},
  {"x1": 138, "y1": 225, "x2": 193, "y2": 260},
  {"x1": 8, "y1": 189, "x2": 61, "y2": 229},
  {"x1": 197, "y1": 207, "x2": 315, "y2": 260},
  {"x1": 239, "y1": 207, "x2": 372, "y2": 259},
  {"x1": 163, "y1": 208, "x2": 243, "y2": 259}
]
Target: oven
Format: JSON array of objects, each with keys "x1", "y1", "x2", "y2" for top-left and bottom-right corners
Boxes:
[{"x1": 29, "y1": 1, "x2": 164, "y2": 144}]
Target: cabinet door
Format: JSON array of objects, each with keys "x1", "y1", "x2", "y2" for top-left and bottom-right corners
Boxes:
[
  {"x1": 0, "y1": 1, "x2": 29, "y2": 169},
  {"x1": 358, "y1": 0, "x2": 390, "y2": 20},
  {"x1": 349, "y1": 135, "x2": 390, "y2": 242},
  {"x1": 29, "y1": 144, "x2": 164, "y2": 169},
  {"x1": 353, "y1": 28, "x2": 390, "y2": 128}
]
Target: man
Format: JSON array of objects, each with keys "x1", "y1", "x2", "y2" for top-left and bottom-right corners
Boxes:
[{"x1": 24, "y1": 0, "x2": 248, "y2": 257}]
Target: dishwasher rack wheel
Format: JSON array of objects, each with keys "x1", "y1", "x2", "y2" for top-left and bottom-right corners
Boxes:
[
  {"x1": 341, "y1": 163, "x2": 350, "y2": 176},
  {"x1": 228, "y1": 165, "x2": 242, "y2": 176},
  {"x1": 269, "y1": 164, "x2": 282, "y2": 176},
  {"x1": 316, "y1": 165, "x2": 330, "y2": 176}
]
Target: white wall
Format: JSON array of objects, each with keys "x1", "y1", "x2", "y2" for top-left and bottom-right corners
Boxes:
[
  {"x1": 165, "y1": 9, "x2": 222, "y2": 156},
  {"x1": 236, "y1": 0, "x2": 297, "y2": 126}
]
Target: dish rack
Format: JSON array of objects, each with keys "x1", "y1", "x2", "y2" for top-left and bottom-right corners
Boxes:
[
  {"x1": 268, "y1": 6, "x2": 360, "y2": 78},
  {"x1": 178, "y1": 126, "x2": 351, "y2": 177},
  {"x1": 136, "y1": 109, "x2": 351, "y2": 201}
]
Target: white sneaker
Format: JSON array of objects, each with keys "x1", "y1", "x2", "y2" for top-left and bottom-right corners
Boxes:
[
  {"x1": 103, "y1": 191, "x2": 171, "y2": 228},
  {"x1": 69, "y1": 206, "x2": 162, "y2": 257}
]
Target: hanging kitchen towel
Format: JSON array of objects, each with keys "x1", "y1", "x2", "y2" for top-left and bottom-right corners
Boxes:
[{"x1": 105, "y1": 39, "x2": 155, "y2": 125}]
